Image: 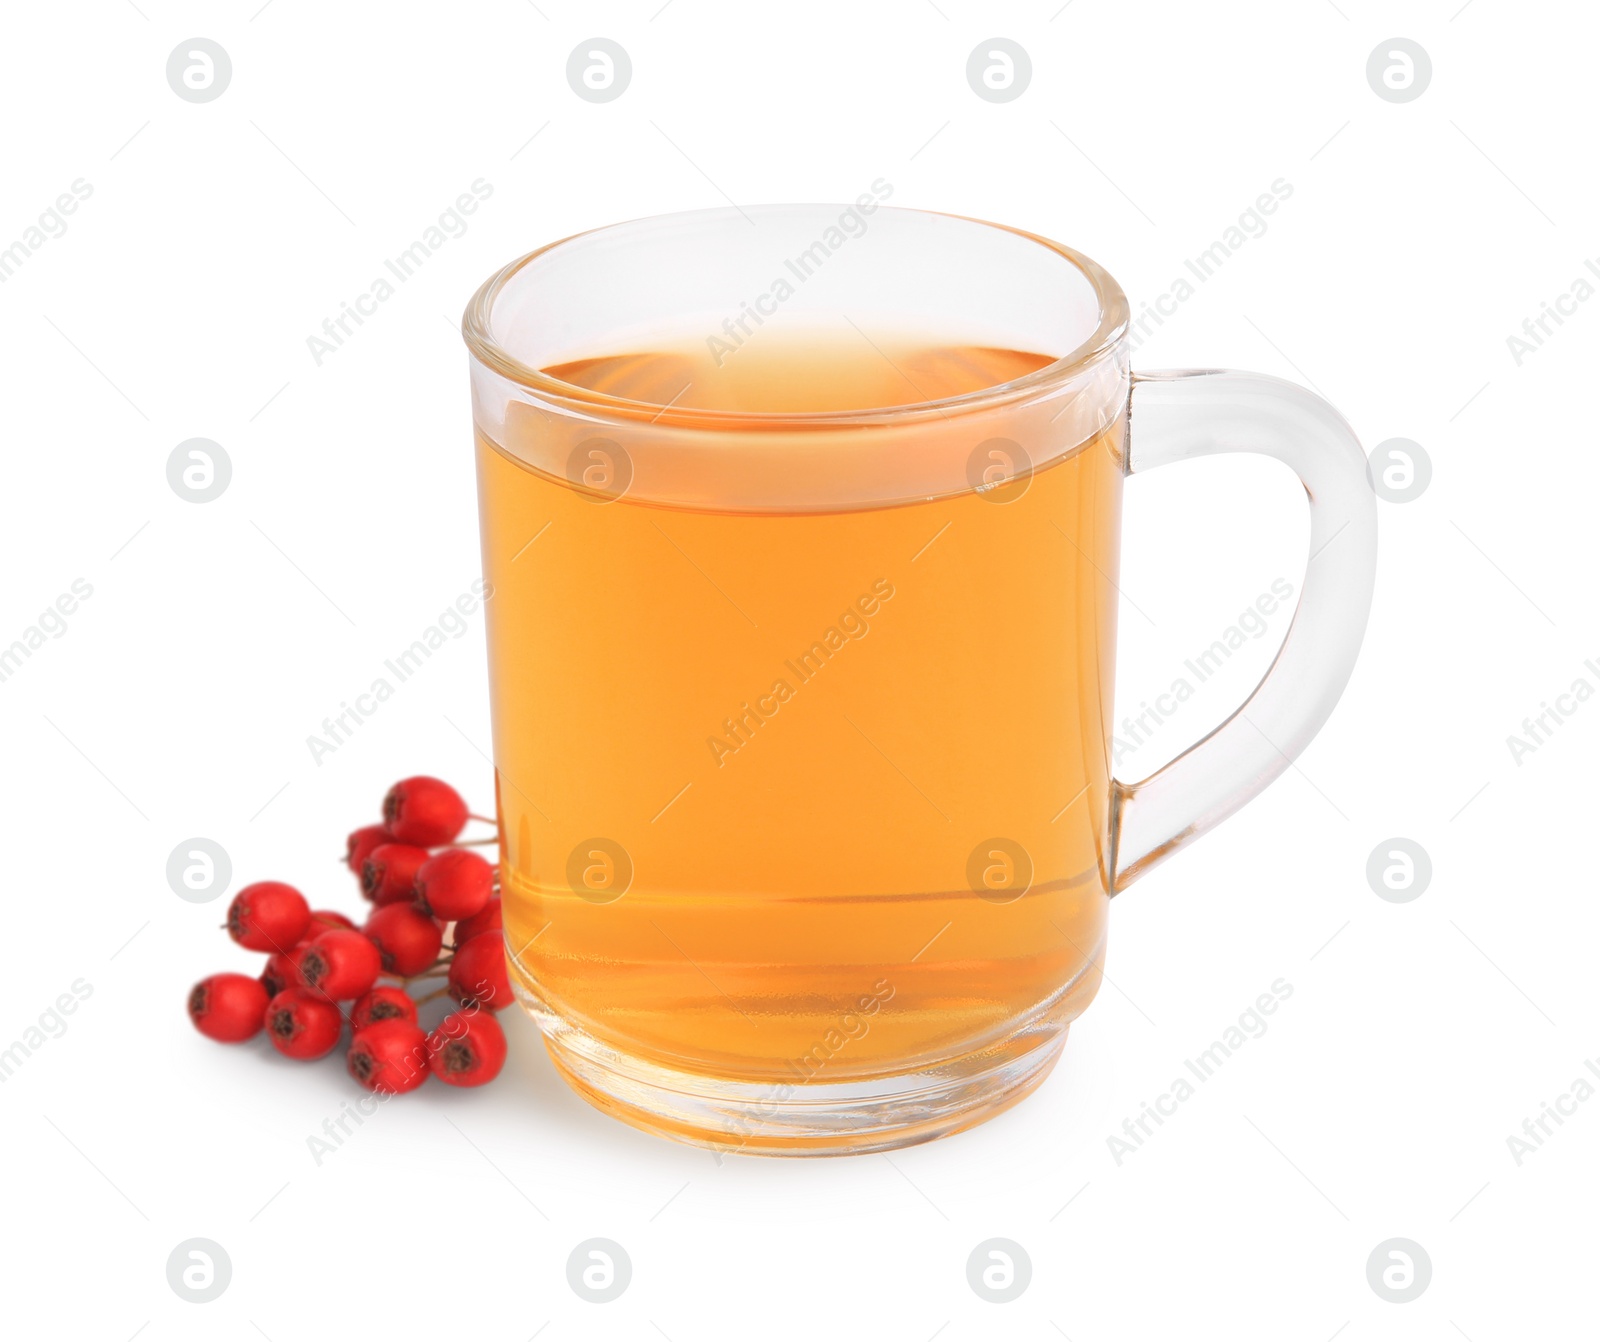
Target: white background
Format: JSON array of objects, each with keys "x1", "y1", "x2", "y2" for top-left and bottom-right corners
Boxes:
[{"x1": 2, "y1": 1, "x2": 1595, "y2": 1338}]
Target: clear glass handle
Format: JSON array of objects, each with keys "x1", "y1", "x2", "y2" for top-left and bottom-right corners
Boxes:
[{"x1": 1111, "y1": 370, "x2": 1378, "y2": 891}]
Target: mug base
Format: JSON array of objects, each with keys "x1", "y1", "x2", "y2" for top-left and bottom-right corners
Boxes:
[{"x1": 515, "y1": 975, "x2": 1067, "y2": 1156}]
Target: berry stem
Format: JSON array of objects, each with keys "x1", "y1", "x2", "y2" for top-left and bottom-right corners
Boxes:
[
  {"x1": 414, "y1": 986, "x2": 450, "y2": 1006},
  {"x1": 468, "y1": 813, "x2": 497, "y2": 825},
  {"x1": 396, "y1": 965, "x2": 450, "y2": 982},
  {"x1": 450, "y1": 836, "x2": 499, "y2": 847}
]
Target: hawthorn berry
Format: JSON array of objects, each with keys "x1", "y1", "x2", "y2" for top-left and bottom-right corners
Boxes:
[
  {"x1": 363, "y1": 903, "x2": 443, "y2": 978},
  {"x1": 189, "y1": 973, "x2": 269, "y2": 1043},
  {"x1": 298, "y1": 929, "x2": 381, "y2": 1000},
  {"x1": 264, "y1": 988, "x2": 342, "y2": 1060},
  {"x1": 261, "y1": 943, "x2": 312, "y2": 998},
  {"x1": 350, "y1": 985, "x2": 418, "y2": 1031},
  {"x1": 345, "y1": 824, "x2": 389, "y2": 874},
  {"x1": 427, "y1": 1010, "x2": 508, "y2": 1087},
  {"x1": 347, "y1": 1020, "x2": 431, "y2": 1094},
  {"x1": 362, "y1": 843, "x2": 429, "y2": 906},
  {"x1": 414, "y1": 848, "x2": 493, "y2": 922},
  {"x1": 185, "y1": 774, "x2": 515, "y2": 1097},
  {"x1": 382, "y1": 776, "x2": 468, "y2": 847},
  {"x1": 448, "y1": 931, "x2": 513, "y2": 1012},
  {"x1": 226, "y1": 881, "x2": 310, "y2": 952},
  {"x1": 453, "y1": 897, "x2": 502, "y2": 946}
]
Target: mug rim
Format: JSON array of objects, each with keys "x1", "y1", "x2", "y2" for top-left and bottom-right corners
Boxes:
[{"x1": 461, "y1": 205, "x2": 1130, "y2": 428}]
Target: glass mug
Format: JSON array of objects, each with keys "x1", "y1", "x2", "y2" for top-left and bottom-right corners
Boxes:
[{"x1": 462, "y1": 205, "x2": 1376, "y2": 1155}]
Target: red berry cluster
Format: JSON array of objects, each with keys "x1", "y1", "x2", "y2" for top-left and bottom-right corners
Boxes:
[{"x1": 187, "y1": 776, "x2": 511, "y2": 1094}]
